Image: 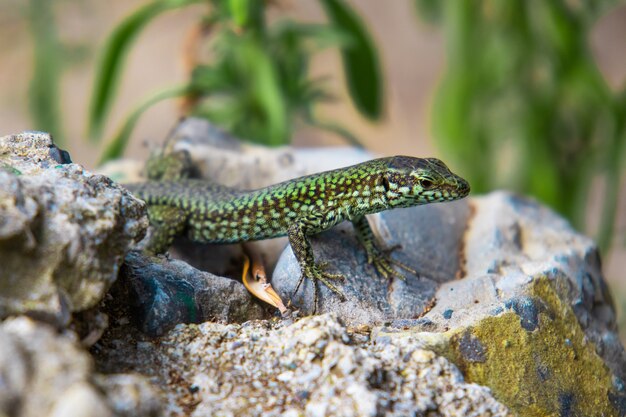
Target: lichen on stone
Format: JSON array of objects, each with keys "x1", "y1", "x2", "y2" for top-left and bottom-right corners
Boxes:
[{"x1": 450, "y1": 276, "x2": 624, "y2": 416}]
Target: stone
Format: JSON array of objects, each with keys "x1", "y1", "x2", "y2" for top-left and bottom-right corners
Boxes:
[
  {"x1": 94, "y1": 373, "x2": 163, "y2": 417},
  {"x1": 0, "y1": 132, "x2": 147, "y2": 324},
  {"x1": 109, "y1": 251, "x2": 266, "y2": 336},
  {"x1": 0, "y1": 316, "x2": 111, "y2": 417},
  {"x1": 93, "y1": 314, "x2": 512, "y2": 417},
  {"x1": 0, "y1": 316, "x2": 162, "y2": 417}
]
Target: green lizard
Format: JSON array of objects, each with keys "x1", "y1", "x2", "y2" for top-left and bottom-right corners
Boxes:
[{"x1": 126, "y1": 151, "x2": 470, "y2": 299}]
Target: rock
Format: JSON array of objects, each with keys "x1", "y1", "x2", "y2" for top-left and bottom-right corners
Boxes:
[
  {"x1": 271, "y1": 190, "x2": 626, "y2": 416},
  {"x1": 109, "y1": 251, "x2": 266, "y2": 336},
  {"x1": 94, "y1": 373, "x2": 163, "y2": 417},
  {"x1": 93, "y1": 314, "x2": 512, "y2": 417},
  {"x1": 0, "y1": 316, "x2": 162, "y2": 417},
  {"x1": 0, "y1": 316, "x2": 112, "y2": 417},
  {"x1": 0, "y1": 132, "x2": 147, "y2": 324}
]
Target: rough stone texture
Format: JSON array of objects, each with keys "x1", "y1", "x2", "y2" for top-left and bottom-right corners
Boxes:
[
  {"x1": 0, "y1": 316, "x2": 112, "y2": 417},
  {"x1": 110, "y1": 251, "x2": 266, "y2": 336},
  {"x1": 0, "y1": 132, "x2": 147, "y2": 324},
  {"x1": 0, "y1": 316, "x2": 162, "y2": 417},
  {"x1": 94, "y1": 314, "x2": 511, "y2": 417},
  {"x1": 94, "y1": 373, "x2": 163, "y2": 417},
  {"x1": 273, "y1": 191, "x2": 626, "y2": 416}
]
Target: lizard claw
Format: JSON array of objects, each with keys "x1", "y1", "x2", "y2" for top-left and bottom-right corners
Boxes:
[
  {"x1": 292, "y1": 262, "x2": 346, "y2": 301},
  {"x1": 367, "y1": 244, "x2": 416, "y2": 280}
]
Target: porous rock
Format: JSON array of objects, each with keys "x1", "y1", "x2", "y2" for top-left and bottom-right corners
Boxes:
[
  {"x1": 0, "y1": 316, "x2": 112, "y2": 417},
  {"x1": 95, "y1": 121, "x2": 626, "y2": 415},
  {"x1": 94, "y1": 373, "x2": 163, "y2": 417},
  {"x1": 0, "y1": 132, "x2": 147, "y2": 324},
  {"x1": 94, "y1": 314, "x2": 512, "y2": 417},
  {"x1": 0, "y1": 316, "x2": 162, "y2": 417}
]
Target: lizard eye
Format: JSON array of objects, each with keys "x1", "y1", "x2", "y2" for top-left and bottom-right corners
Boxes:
[{"x1": 419, "y1": 178, "x2": 434, "y2": 190}]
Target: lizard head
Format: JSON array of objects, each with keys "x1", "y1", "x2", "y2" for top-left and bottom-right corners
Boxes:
[{"x1": 379, "y1": 156, "x2": 470, "y2": 207}]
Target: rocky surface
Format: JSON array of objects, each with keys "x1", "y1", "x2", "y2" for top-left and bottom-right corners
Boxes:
[
  {"x1": 97, "y1": 120, "x2": 626, "y2": 416},
  {"x1": 0, "y1": 316, "x2": 161, "y2": 417},
  {"x1": 94, "y1": 314, "x2": 512, "y2": 417},
  {"x1": 0, "y1": 132, "x2": 147, "y2": 324}
]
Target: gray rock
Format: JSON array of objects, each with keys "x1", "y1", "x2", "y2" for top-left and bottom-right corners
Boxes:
[
  {"x1": 92, "y1": 123, "x2": 626, "y2": 415},
  {"x1": 94, "y1": 314, "x2": 512, "y2": 417},
  {"x1": 0, "y1": 316, "x2": 112, "y2": 417},
  {"x1": 0, "y1": 132, "x2": 147, "y2": 324},
  {"x1": 0, "y1": 316, "x2": 163, "y2": 417},
  {"x1": 94, "y1": 373, "x2": 163, "y2": 417},
  {"x1": 111, "y1": 251, "x2": 266, "y2": 336}
]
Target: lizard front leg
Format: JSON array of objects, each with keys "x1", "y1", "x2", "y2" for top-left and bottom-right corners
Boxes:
[
  {"x1": 352, "y1": 215, "x2": 416, "y2": 279},
  {"x1": 287, "y1": 222, "x2": 345, "y2": 300}
]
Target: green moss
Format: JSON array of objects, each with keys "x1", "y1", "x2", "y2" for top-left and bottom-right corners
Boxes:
[{"x1": 449, "y1": 276, "x2": 620, "y2": 416}]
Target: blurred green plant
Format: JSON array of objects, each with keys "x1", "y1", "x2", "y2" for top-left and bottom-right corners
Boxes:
[
  {"x1": 88, "y1": 0, "x2": 383, "y2": 164},
  {"x1": 27, "y1": 0, "x2": 65, "y2": 144},
  {"x1": 415, "y1": 0, "x2": 626, "y2": 252}
]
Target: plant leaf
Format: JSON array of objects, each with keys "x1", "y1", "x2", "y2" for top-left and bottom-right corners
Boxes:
[
  {"x1": 304, "y1": 109, "x2": 364, "y2": 148},
  {"x1": 27, "y1": 0, "x2": 64, "y2": 143},
  {"x1": 98, "y1": 84, "x2": 190, "y2": 165},
  {"x1": 320, "y1": 0, "x2": 383, "y2": 120},
  {"x1": 88, "y1": 0, "x2": 204, "y2": 142}
]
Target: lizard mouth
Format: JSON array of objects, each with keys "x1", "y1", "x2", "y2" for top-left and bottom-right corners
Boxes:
[
  {"x1": 432, "y1": 178, "x2": 470, "y2": 201},
  {"x1": 456, "y1": 177, "x2": 471, "y2": 197}
]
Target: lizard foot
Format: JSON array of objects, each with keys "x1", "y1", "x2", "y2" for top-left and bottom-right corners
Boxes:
[
  {"x1": 367, "y1": 244, "x2": 417, "y2": 280},
  {"x1": 292, "y1": 262, "x2": 346, "y2": 302}
]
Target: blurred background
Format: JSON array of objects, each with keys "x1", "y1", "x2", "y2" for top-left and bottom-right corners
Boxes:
[{"x1": 1, "y1": 0, "x2": 625, "y2": 337}]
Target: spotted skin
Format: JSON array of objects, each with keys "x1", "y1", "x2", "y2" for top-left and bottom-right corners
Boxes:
[{"x1": 127, "y1": 154, "x2": 470, "y2": 299}]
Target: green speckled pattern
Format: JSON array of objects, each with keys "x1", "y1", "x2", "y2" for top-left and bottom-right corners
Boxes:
[{"x1": 129, "y1": 156, "x2": 470, "y2": 243}]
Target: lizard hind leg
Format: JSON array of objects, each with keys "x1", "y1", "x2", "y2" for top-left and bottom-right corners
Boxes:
[
  {"x1": 145, "y1": 148, "x2": 194, "y2": 181},
  {"x1": 143, "y1": 205, "x2": 188, "y2": 254}
]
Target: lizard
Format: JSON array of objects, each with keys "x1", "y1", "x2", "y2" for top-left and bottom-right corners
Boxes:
[{"x1": 125, "y1": 150, "x2": 470, "y2": 300}]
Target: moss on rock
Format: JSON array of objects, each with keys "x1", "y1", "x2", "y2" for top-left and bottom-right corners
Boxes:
[{"x1": 449, "y1": 276, "x2": 623, "y2": 416}]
